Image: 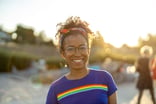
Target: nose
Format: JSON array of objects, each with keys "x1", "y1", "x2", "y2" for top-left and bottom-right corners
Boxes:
[{"x1": 74, "y1": 48, "x2": 81, "y2": 56}]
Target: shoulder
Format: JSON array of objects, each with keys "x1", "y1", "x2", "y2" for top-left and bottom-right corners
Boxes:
[
  {"x1": 90, "y1": 69, "x2": 111, "y2": 75},
  {"x1": 90, "y1": 69, "x2": 113, "y2": 80},
  {"x1": 90, "y1": 69, "x2": 117, "y2": 94}
]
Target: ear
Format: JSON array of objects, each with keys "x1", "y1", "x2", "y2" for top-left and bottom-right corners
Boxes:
[{"x1": 60, "y1": 51, "x2": 66, "y2": 59}]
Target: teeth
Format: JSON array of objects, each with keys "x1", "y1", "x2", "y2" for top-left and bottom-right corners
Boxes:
[{"x1": 73, "y1": 60, "x2": 82, "y2": 62}]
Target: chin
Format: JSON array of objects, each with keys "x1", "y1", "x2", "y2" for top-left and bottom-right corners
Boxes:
[{"x1": 71, "y1": 66, "x2": 87, "y2": 70}]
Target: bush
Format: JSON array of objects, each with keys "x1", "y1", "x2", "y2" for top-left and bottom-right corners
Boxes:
[
  {"x1": 0, "y1": 50, "x2": 12, "y2": 72},
  {"x1": 12, "y1": 53, "x2": 37, "y2": 70},
  {"x1": 89, "y1": 49, "x2": 137, "y2": 65},
  {"x1": 46, "y1": 56, "x2": 65, "y2": 70},
  {"x1": 0, "y1": 49, "x2": 37, "y2": 72}
]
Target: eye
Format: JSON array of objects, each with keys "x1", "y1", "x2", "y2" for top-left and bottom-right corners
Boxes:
[
  {"x1": 66, "y1": 47, "x2": 75, "y2": 52},
  {"x1": 79, "y1": 46, "x2": 87, "y2": 50}
]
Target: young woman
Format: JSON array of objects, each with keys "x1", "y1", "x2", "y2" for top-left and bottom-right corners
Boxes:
[
  {"x1": 136, "y1": 45, "x2": 156, "y2": 104},
  {"x1": 46, "y1": 16, "x2": 117, "y2": 104}
]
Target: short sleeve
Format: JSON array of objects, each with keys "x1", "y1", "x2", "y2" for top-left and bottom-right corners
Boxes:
[
  {"x1": 46, "y1": 84, "x2": 58, "y2": 104},
  {"x1": 105, "y1": 71, "x2": 118, "y2": 96}
]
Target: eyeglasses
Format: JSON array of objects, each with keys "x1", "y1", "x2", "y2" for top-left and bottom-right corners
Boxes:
[{"x1": 64, "y1": 45, "x2": 89, "y2": 54}]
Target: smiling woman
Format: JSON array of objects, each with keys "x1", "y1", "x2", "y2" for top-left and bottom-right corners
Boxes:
[{"x1": 46, "y1": 16, "x2": 118, "y2": 104}]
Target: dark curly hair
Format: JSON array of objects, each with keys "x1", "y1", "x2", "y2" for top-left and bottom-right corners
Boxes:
[{"x1": 55, "y1": 16, "x2": 94, "y2": 52}]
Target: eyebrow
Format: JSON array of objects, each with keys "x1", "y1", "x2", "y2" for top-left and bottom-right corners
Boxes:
[{"x1": 65, "y1": 44, "x2": 87, "y2": 48}]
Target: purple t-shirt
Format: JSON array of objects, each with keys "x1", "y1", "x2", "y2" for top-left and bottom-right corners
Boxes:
[{"x1": 46, "y1": 69, "x2": 117, "y2": 104}]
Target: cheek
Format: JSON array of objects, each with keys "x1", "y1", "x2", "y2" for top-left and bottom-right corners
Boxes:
[
  {"x1": 61, "y1": 51, "x2": 68, "y2": 59},
  {"x1": 85, "y1": 49, "x2": 90, "y2": 56},
  {"x1": 82, "y1": 53, "x2": 90, "y2": 59},
  {"x1": 61, "y1": 49, "x2": 90, "y2": 60},
  {"x1": 88, "y1": 49, "x2": 90, "y2": 55},
  {"x1": 61, "y1": 52, "x2": 71, "y2": 60}
]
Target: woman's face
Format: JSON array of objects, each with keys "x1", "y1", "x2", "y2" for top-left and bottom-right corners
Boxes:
[{"x1": 61, "y1": 34, "x2": 90, "y2": 70}]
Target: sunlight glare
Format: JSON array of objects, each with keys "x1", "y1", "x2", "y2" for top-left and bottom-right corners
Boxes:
[{"x1": 1, "y1": 0, "x2": 156, "y2": 47}]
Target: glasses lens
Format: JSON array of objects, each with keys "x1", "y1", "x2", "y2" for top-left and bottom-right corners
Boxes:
[
  {"x1": 64, "y1": 45, "x2": 88, "y2": 54},
  {"x1": 79, "y1": 46, "x2": 88, "y2": 53},
  {"x1": 65, "y1": 47, "x2": 75, "y2": 53}
]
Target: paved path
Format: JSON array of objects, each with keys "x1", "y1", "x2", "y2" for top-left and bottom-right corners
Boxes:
[
  {"x1": 118, "y1": 81, "x2": 156, "y2": 104},
  {"x1": 0, "y1": 72, "x2": 156, "y2": 104}
]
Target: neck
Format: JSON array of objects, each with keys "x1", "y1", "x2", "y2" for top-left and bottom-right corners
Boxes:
[{"x1": 66, "y1": 68, "x2": 89, "y2": 80}]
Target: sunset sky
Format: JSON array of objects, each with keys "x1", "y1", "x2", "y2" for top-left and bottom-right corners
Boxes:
[{"x1": 0, "y1": 0, "x2": 156, "y2": 47}]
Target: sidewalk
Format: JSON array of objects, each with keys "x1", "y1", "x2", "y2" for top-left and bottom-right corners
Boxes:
[
  {"x1": 118, "y1": 81, "x2": 156, "y2": 104},
  {"x1": 0, "y1": 72, "x2": 156, "y2": 104}
]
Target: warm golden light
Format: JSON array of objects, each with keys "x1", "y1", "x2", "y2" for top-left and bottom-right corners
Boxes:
[{"x1": 1, "y1": 0, "x2": 156, "y2": 47}]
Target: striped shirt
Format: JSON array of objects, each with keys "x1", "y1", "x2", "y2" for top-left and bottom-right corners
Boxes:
[{"x1": 46, "y1": 69, "x2": 117, "y2": 104}]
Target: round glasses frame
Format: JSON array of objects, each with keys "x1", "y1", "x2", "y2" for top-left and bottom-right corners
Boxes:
[{"x1": 64, "y1": 45, "x2": 89, "y2": 54}]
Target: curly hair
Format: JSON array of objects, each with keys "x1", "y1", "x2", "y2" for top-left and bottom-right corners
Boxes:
[{"x1": 55, "y1": 16, "x2": 94, "y2": 52}]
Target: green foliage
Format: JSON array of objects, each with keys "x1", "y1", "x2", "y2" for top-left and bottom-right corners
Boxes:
[
  {"x1": 89, "y1": 46, "x2": 137, "y2": 65},
  {"x1": 138, "y1": 34, "x2": 156, "y2": 53},
  {"x1": 0, "y1": 49, "x2": 37, "y2": 72},
  {"x1": 12, "y1": 53, "x2": 37, "y2": 70},
  {"x1": 0, "y1": 43, "x2": 138, "y2": 72},
  {"x1": 15, "y1": 25, "x2": 36, "y2": 44},
  {"x1": 107, "y1": 52, "x2": 137, "y2": 64},
  {"x1": 92, "y1": 31, "x2": 105, "y2": 48},
  {"x1": 2, "y1": 31, "x2": 156, "y2": 72},
  {"x1": 46, "y1": 56, "x2": 65, "y2": 70},
  {"x1": 12, "y1": 25, "x2": 55, "y2": 46},
  {"x1": 0, "y1": 50, "x2": 12, "y2": 72}
]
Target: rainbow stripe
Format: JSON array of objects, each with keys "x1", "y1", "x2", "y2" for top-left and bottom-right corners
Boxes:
[{"x1": 57, "y1": 84, "x2": 108, "y2": 101}]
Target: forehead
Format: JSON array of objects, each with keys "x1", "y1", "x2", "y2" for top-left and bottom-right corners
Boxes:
[{"x1": 63, "y1": 34, "x2": 87, "y2": 47}]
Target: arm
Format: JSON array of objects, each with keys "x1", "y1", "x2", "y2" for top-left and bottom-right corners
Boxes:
[
  {"x1": 108, "y1": 92, "x2": 117, "y2": 104},
  {"x1": 104, "y1": 71, "x2": 118, "y2": 104}
]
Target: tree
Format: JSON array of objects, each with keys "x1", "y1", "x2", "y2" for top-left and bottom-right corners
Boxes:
[
  {"x1": 92, "y1": 31, "x2": 105, "y2": 48},
  {"x1": 14, "y1": 25, "x2": 36, "y2": 44},
  {"x1": 138, "y1": 33, "x2": 156, "y2": 53}
]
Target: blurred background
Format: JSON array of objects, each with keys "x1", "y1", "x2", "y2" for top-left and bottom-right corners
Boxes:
[{"x1": 0, "y1": 0, "x2": 156, "y2": 104}]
